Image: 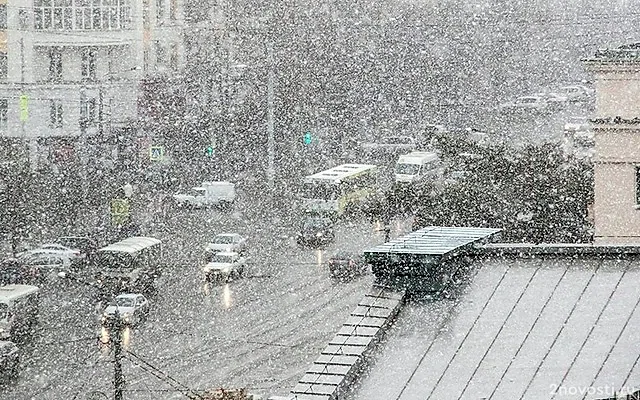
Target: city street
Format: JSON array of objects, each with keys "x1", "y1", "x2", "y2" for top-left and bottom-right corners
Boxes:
[{"x1": 1, "y1": 201, "x2": 412, "y2": 400}]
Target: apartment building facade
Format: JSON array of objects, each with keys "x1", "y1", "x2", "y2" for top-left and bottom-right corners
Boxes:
[
  {"x1": 585, "y1": 44, "x2": 640, "y2": 244},
  {"x1": 0, "y1": 0, "x2": 184, "y2": 169}
]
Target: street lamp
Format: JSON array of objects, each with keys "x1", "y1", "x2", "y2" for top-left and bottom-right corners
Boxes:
[{"x1": 57, "y1": 271, "x2": 126, "y2": 400}]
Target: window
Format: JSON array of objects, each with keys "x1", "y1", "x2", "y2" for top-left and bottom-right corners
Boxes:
[
  {"x1": 0, "y1": 5, "x2": 7, "y2": 30},
  {"x1": 155, "y1": 41, "x2": 165, "y2": 65},
  {"x1": 156, "y1": 0, "x2": 164, "y2": 22},
  {"x1": 169, "y1": 0, "x2": 177, "y2": 20},
  {"x1": 80, "y1": 97, "x2": 97, "y2": 127},
  {"x1": 19, "y1": 9, "x2": 31, "y2": 30},
  {"x1": 170, "y1": 42, "x2": 178, "y2": 70},
  {"x1": 0, "y1": 99, "x2": 7, "y2": 127},
  {"x1": 49, "y1": 48, "x2": 63, "y2": 81},
  {"x1": 81, "y1": 47, "x2": 96, "y2": 80},
  {"x1": 636, "y1": 166, "x2": 640, "y2": 206},
  {"x1": 0, "y1": 53, "x2": 7, "y2": 79},
  {"x1": 50, "y1": 100, "x2": 63, "y2": 128}
]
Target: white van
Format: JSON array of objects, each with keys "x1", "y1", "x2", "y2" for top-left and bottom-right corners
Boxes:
[
  {"x1": 394, "y1": 151, "x2": 441, "y2": 184},
  {"x1": 0, "y1": 285, "x2": 40, "y2": 340},
  {"x1": 173, "y1": 181, "x2": 236, "y2": 208}
]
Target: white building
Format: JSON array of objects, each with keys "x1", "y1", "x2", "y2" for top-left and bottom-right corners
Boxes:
[
  {"x1": 0, "y1": 0, "x2": 184, "y2": 168},
  {"x1": 584, "y1": 44, "x2": 640, "y2": 244}
]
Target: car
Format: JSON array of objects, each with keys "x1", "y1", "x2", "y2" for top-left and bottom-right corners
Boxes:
[
  {"x1": 102, "y1": 294, "x2": 149, "y2": 326},
  {"x1": 17, "y1": 243, "x2": 82, "y2": 262},
  {"x1": 205, "y1": 233, "x2": 247, "y2": 255},
  {"x1": 564, "y1": 116, "x2": 590, "y2": 133},
  {"x1": 361, "y1": 136, "x2": 417, "y2": 154},
  {"x1": 500, "y1": 95, "x2": 549, "y2": 112},
  {"x1": 54, "y1": 236, "x2": 98, "y2": 258},
  {"x1": 557, "y1": 85, "x2": 594, "y2": 102},
  {"x1": 537, "y1": 92, "x2": 569, "y2": 109},
  {"x1": 296, "y1": 217, "x2": 335, "y2": 247},
  {"x1": 0, "y1": 341, "x2": 19, "y2": 382},
  {"x1": 328, "y1": 252, "x2": 369, "y2": 279},
  {"x1": 202, "y1": 252, "x2": 246, "y2": 282},
  {"x1": 22, "y1": 254, "x2": 72, "y2": 283},
  {"x1": 512, "y1": 95, "x2": 549, "y2": 111}
]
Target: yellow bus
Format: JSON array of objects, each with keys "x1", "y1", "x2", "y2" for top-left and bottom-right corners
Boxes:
[{"x1": 302, "y1": 164, "x2": 378, "y2": 216}]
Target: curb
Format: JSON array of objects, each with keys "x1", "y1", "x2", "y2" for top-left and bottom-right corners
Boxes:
[{"x1": 289, "y1": 286, "x2": 406, "y2": 400}]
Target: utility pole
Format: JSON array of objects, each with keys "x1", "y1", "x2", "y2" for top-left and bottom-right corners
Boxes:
[
  {"x1": 111, "y1": 310, "x2": 125, "y2": 400},
  {"x1": 266, "y1": 42, "x2": 275, "y2": 193}
]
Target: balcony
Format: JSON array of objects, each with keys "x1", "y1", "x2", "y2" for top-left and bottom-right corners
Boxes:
[{"x1": 33, "y1": 4, "x2": 133, "y2": 32}]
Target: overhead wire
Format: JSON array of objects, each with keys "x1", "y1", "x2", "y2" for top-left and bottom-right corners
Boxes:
[{"x1": 125, "y1": 350, "x2": 205, "y2": 400}]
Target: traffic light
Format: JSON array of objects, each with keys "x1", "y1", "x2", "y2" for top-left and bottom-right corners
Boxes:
[
  {"x1": 205, "y1": 146, "x2": 214, "y2": 156},
  {"x1": 303, "y1": 132, "x2": 313, "y2": 145}
]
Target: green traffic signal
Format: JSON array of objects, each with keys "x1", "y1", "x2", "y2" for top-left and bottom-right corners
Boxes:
[
  {"x1": 205, "y1": 146, "x2": 214, "y2": 156},
  {"x1": 303, "y1": 132, "x2": 312, "y2": 145}
]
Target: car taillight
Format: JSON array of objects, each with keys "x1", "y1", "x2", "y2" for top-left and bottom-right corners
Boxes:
[{"x1": 349, "y1": 261, "x2": 355, "y2": 268}]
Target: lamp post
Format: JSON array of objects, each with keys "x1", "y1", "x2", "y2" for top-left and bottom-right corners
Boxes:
[{"x1": 57, "y1": 272, "x2": 125, "y2": 400}]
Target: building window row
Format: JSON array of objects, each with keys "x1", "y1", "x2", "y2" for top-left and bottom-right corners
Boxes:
[
  {"x1": 0, "y1": 98, "x2": 101, "y2": 130},
  {"x1": 34, "y1": 0, "x2": 131, "y2": 31}
]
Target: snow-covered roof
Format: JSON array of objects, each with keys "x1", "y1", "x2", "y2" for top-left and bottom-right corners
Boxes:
[
  {"x1": 305, "y1": 164, "x2": 377, "y2": 183},
  {"x1": 365, "y1": 226, "x2": 501, "y2": 256},
  {"x1": 98, "y1": 236, "x2": 161, "y2": 254}
]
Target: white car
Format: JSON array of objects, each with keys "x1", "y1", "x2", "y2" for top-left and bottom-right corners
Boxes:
[
  {"x1": 102, "y1": 294, "x2": 149, "y2": 326},
  {"x1": 173, "y1": 181, "x2": 236, "y2": 208},
  {"x1": 564, "y1": 116, "x2": 590, "y2": 133},
  {"x1": 202, "y1": 252, "x2": 246, "y2": 282},
  {"x1": 557, "y1": 85, "x2": 594, "y2": 102},
  {"x1": 205, "y1": 233, "x2": 247, "y2": 255},
  {"x1": 361, "y1": 136, "x2": 417, "y2": 153},
  {"x1": 513, "y1": 95, "x2": 549, "y2": 111},
  {"x1": 538, "y1": 92, "x2": 569, "y2": 106},
  {"x1": 24, "y1": 253, "x2": 72, "y2": 282},
  {"x1": 18, "y1": 243, "x2": 82, "y2": 261}
]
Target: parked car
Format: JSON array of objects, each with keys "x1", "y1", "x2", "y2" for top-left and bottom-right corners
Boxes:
[
  {"x1": 361, "y1": 136, "x2": 417, "y2": 154},
  {"x1": 202, "y1": 252, "x2": 247, "y2": 282},
  {"x1": 173, "y1": 181, "x2": 236, "y2": 208},
  {"x1": 17, "y1": 243, "x2": 82, "y2": 262},
  {"x1": 564, "y1": 116, "x2": 590, "y2": 133},
  {"x1": 557, "y1": 85, "x2": 594, "y2": 102},
  {"x1": 102, "y1": 294, "x2": 149, "y2": 327},
  {"x1": 54, "y1": 236, "x2": 98, "y2": 258},
  {"x1": 328, "y1": 252, "x2": 369, "y2": 279},
  {"x1": 21, "y1": 254, "x2": 72, "y2": 283},
  {"x1": 538, "y1": 92, "x2": 569, "y2": 110},
  {"x1": 296, "y1": 217, "x2": 335, "y2": 247},
  {"x1": 500, "y1": 95, "x2": 549, "y2": 112},
  {"x1": 0, "y1": 340, "x2": 19, "y2": 382},
  {"x1": 205, "y1": 233, "x2": 247, "y2": 255}
]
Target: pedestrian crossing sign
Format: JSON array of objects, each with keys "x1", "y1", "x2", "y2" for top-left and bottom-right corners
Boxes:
[{"x1": 149, "y1": 146, "x2": 164, "y2": 161}]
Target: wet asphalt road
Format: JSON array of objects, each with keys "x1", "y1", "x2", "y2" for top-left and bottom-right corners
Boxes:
[{"x1": 1, "y1": 203, "x2": 411, "y2": 400}]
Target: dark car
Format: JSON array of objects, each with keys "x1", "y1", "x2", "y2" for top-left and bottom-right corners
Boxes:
[
  {"x1": 296, "y1": 217, "x2": 335, "y2": 247},
  {"x1": 55, "y1": 236, "x2": 98, "y2": 258},
  {"x1": 0, "y1": 340, "x2": 19, "y2": 382},
  {"x1": 328, "y1": 251, "x2": 369, "y2": 279}
]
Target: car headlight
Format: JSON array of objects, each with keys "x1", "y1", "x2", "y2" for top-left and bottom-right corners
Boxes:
[
  {"x1": 316, "y1": 232, "x2": 323, "y2": 237},
  {"x1": 222, "y1": 267, "x2": 231, "y2": 273}
]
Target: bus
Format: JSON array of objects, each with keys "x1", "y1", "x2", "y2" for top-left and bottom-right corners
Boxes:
[
  {"x1": 0, "y1": 284, "x2": 40, "y2": 340},
  {"x1": 302, "y1": 164, "x2": 378, "y2": 216},
  {"x1": 94, "y1": 236, "x2": 162, "y2": 295}
]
